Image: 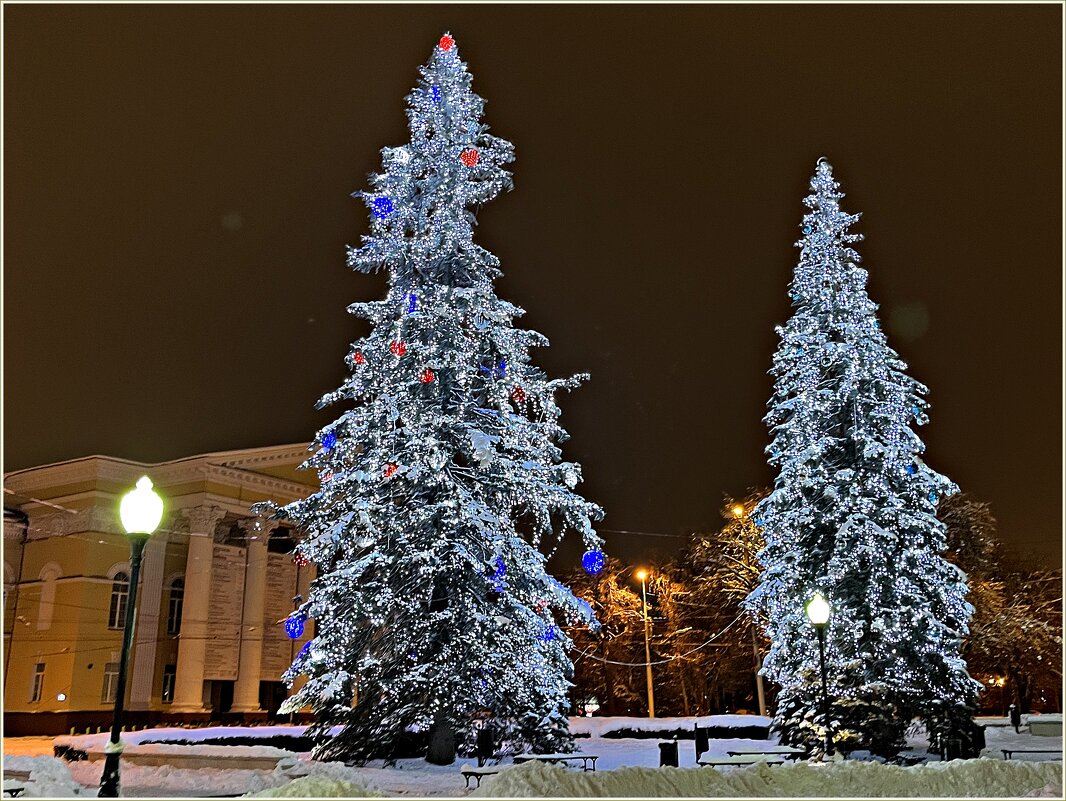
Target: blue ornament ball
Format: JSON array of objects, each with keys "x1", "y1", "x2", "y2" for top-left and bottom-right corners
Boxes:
[
  {"x1": 297, "y1": 640, "x2": 313, "y2": 660},
  {"x1": 802, "y1": 225, "x2": 812, "y2": 234},
  {"x1": 322, "y1": 431, "x2": 337, "y2": 451},
  {"x1": 372, "y1": 197, "x2": 394, "y2": 219},
  {"x1": 285, "y1": 614, "x2": 306, "y2": 639},
  {"x1": 582, "y1": 549, "x2": 606, "y2": 575},
  {"x1": 928, "y1": 492, "x2": 939, "y2": 505},
  {"x1": 407, "y1": 293, "x2": 417, "y2": 314},
  {"x1": 540, "y1": 624, "x2": 560, "y2": 643},
  {"x1": 431, "y1": 85, "x2": 442, "y2": 103},
  {"x1": 906, "y1": 464, "x2": 917, "y2": 475}
]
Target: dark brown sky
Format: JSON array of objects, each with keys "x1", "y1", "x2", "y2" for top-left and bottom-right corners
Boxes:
[{"x1": 5, "y1": 4, "x2": 1062, "y2": 564}]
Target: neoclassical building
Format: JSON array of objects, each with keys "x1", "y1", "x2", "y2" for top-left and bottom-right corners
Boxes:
[{"x1": 3, "y1": 444, "x2": 318, "y2": 735}]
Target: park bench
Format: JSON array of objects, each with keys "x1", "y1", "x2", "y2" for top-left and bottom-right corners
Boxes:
[
  {"x1": 460, "y1": 765, "x2": 500, "y2": 789},
  {"x1": 698, "y1": 754, "x2": 787, "y2": 767},
  {"x1": 1001, "y1": 748, "x2": 1063, "y2": 760},
  {"x1": 728, "y1": 747, "x2": 806, "y2": 761},
  {"x1": 512, "y1": 753, "x2": 599, "y2": 771}
]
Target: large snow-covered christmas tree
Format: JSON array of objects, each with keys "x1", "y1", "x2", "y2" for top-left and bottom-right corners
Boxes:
[
  {"x1": 258, "y1": 34, "x2": 605, "y2": 762},
  {"x1": 746, "y1": 159, "x2": 980, "y2": 756}
]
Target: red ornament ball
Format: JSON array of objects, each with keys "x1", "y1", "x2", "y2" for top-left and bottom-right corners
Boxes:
[
  {"x1": 511, "y1": 385, "x2": 527, "y2": 404},
  {"x1": 384, "y1": 463, "x2": 398, "y2": 479},
  {"x1": 390, "y1": 340, "x2": 407, "y2": 357},
  {"x1": 353, "y1": 350, "x2": 366, "y2": 365},
  {"x1": 460, "y1": 148, "x2": 479, "y2": 167},
  {"x1": 439, "y1": 34, "x2": 455, "y2": 52},
  {"x1": 322, "y1": 470, "x2": 334, "y2": 482},
  {"x1": 420, "y1": 368, "x2": 435, "y2": 384},
  {"x1": 292, "y1": 551, "x2": 311, "y2": 566}
]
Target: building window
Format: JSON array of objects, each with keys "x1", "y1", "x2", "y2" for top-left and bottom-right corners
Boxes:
[
  {"x1": 101, "y1": 662, "x2": 120, "y2": 704},
  {"x1": 30, "y1": 663, "x2": 45, "y2": 703},
  {"x1": 162, "y1": 664, "x2": 177, "y2": 704},
  {"x1": 167, "y1": 578, "x2": 184, "y2": 635},
  {"x1": 108, "y1": 572, "x2": 129, "y2": 629}
]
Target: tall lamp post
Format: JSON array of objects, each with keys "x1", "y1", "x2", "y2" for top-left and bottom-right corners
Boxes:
[
  {"x1": 805, "y1": 591, "x2": 833, "y2": 758},
  {"x1": 733, "y1": 503, "x2": 767, "y2": 717},
  {"x1": 635, "y1": 568, "x2": 655, "y2": 718},
  {"x1": 99, "y1": 476, "x2": 164, "y2": 798}
]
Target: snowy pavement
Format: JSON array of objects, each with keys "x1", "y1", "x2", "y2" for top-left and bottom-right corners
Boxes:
[{"x1": 3, "y1": 716, "x2": 1061, "y2": 797}]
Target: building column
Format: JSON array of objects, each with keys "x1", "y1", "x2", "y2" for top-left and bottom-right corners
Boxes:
[
  {"x1": 128, "y1": 530, "x2": 169, "y2": 710},
  {"x1": 172, "y1": 505, "x2": 227, "y2": 712},
  {"x1": 231, "y1": 517, "x2": 277, "y2": 713}
]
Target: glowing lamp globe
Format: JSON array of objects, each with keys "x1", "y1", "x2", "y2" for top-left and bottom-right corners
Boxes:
[
  {"x1": 805, "y1": 592, "x2": 831, "y2": 627},
  {"x1": 634, "y1": 568, "x2": 648, "y2": 582},
  {"x1": 119, "y1": 476, "x2": 164, "y2": 536}
]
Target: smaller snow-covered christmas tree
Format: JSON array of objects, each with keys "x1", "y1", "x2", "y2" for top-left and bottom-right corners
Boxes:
[
  {"x1": 746, "y1": 158, "x2": 979, "y2": 756},
  {"x1": 257, "y1": 34, "x2": 606, "y2": 762}
]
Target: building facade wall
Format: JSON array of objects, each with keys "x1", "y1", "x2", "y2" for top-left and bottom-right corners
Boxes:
[{"x1": 2, "y1": 445, "x2": 317, "y2": 735}]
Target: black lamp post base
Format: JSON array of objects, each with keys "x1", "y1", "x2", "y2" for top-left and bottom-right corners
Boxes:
[{"x1": 98, "y1": 751, "x2": 122, "y2": 797}]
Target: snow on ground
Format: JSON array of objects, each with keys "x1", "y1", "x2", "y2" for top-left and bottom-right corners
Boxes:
[
  {"x1": 5, "y1": 715, "x2": 1061, "y2": 797},
  {"x1": 2, "y1": 755, "x2": 88, "y2": 797},
  {"x1": 472, "y1": 759, "x2": 1063, "y2": 798}
]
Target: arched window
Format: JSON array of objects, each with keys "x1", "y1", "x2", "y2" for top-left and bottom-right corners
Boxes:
[
  {"x1": 167, "y1": 578, "x2": 184, "y2": 635},
  {"x1": 108, "y1": 572, "x2": 129, "y2": 629}
]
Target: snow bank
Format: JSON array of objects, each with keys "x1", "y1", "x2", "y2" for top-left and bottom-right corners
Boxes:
[
  {"x1": 570, "y1": 715, "x2": 771, "y2": 738},
  {"x1": 473, "y1": 758, "x2": 1063, "y2": 798},
  {"x1": 2, "y1": 755, "x2": 87, "y2": 797},
  {"x1": 247, "y1": 775, "x2": 383, "y2": 797},
  {"x1": 53, "y1": 725, "x2": 314, "y2": 753}
]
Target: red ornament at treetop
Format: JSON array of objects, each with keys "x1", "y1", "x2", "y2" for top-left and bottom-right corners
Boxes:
[
  {"x1": 353, "y1": 350, "x2": 365, "y2": 365},
  {"x1": 439, "y1": 34, "x2": 455, "y2": 52},
  {"x1": 420, "y1": 368, "x2": 435, "y2": 384},
  {"x1": 384, "y1": 463, "x2": 398, "y2": 479},
  {"x1": 390, "y1": 340, "x2": 407, "y2": 357},
  {"x1": 511, "y1": 385, "x2": 526, "y2": 404},
  {"x1": 460, "y1": 148, "x2": 479, "y2": 167}
]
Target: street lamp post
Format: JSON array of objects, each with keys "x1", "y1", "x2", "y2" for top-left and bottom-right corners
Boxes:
[
  {"x1": 99, "y1": 476, "x2": 164, "y2": 798},
  {"x1": 805, "y1": 591, "x2": 833, "y2": 758},
  {"x1": 635, "y1": 568, "x2": 655, "y2": 718},
  {"x1": 733, "y1": 503, "x2": 767, "y2": 717}
]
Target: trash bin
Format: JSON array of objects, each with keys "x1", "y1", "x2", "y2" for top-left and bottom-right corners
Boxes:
[
  {"x1": 659, "y1": 738, "x2": 679, "y2": 767},
  {"x1": 944, "y1": 737, "x2": 963, "y2": 761}
]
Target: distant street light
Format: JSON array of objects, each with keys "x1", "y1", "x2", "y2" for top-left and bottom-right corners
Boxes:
[
  {"x1": 99, "y1": 476, "x2": 164, "y2": 798},
  {"x1": 732, "y1": 504, "x2": 746, "y2": 518},
  {"x1": 805, "y1": 591, "x2": 833, "y2": 758},
  {"x1": 635, "y1": 568, "x2": 655, "y2": 718}
]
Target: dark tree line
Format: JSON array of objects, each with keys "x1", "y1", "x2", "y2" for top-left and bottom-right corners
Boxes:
[{"x1": 564, "y1": 492, "x2": 1061, "y2": 718}]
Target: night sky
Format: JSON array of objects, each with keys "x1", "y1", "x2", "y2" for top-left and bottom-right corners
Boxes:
[{"x1": 5, "y1": 4, "x2": 1062, "y2": 564}]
